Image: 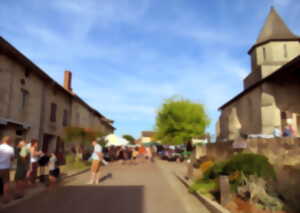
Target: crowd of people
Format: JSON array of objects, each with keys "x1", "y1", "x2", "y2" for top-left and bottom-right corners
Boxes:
[
  {"x1": 88, "y1": 141, "x2": 157, "y2": 185},
  {"x1": 103, "y1": 145, "x2": 156, "y2": 163},
  {"x1": 0, "y1": 136, "x2": 60, "y2": 204},
  {"x1": 273, "y1": 124, "x2": 296, "y2": 138},
  {"x1": 1, "y1": 136, "x2": 189, "y2": 202}
]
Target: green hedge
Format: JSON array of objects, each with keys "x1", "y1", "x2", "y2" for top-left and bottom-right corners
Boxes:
[
  {"x1": 204, "y1": 153, "x2": 276, "y2": 181},
  {"x1": 189, "y1": 179, "x2": 218, "y2": 194}
]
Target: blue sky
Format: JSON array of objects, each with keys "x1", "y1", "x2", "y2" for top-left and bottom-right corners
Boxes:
[{"x1": 1, "y1": 0, "x2": 300, "y2": 139}]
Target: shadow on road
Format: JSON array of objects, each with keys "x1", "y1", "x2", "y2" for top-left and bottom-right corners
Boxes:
[
  {"x1": 99, "y1": 172, "x2": 113, "y2": 183},
  {"x1": 61, "y1": 169, "x2": 90, "y2": 180},
  {"x1": 3, "y1": 185, "x2": 144, "y2": 213}
]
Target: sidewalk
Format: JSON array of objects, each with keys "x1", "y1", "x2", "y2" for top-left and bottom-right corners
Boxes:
[
  {"x1": 156, "y1": 159, "x2": 211, "y2": 213},
  {"x1": 0, "y1": 165, "x2": 90, "y2": 210},
  {"x1": 158, "y1": 160, "x2": 230, "y2": 213}
]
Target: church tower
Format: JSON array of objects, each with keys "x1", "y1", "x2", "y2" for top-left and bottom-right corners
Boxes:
[{"x1": 244, "y1": 7, "x2": 300, "y2": 89}]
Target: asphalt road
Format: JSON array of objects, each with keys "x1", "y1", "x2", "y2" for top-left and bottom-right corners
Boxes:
[{"x1": 3, "y1": 160, "x2": 210, "y2": 213}]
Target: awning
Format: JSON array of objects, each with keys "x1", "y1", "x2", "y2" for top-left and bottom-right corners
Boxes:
[
  {"x1": 0, "y1": 117, "x2": 31, "y2": 130},
  {"x1": 105, "y1": 134, "x2": 129, "y2": 147}
]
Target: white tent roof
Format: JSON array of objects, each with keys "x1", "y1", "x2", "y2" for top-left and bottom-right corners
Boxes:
[{"x1": 105, "y1": 134, "x2": 129, "y2": 147}]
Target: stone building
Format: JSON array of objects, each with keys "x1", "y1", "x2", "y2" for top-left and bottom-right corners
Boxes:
[
  {"x1": 140, "y1": 131, "x2": 155, "y2": 144},
  {"x1": 0, "y1": 36, "x2": 115, "y2": 152},
  {"x1": 217, "y1": 8, "x2": 300, "y2": 141}
]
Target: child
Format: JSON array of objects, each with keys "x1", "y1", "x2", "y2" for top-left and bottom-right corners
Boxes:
[
  {"x1": 131, "y1": 148, "x2": 139, "y2": 165},
  {"x1": 48, "y1": 153, "x2": 59, "y2": 190}
]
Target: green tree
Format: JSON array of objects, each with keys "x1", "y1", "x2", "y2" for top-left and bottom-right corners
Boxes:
[
  {"x1": 154, "y1": 96, "x2": 210, "y2": 145},
  {"x1": 63, "y1": 127, "x2": 104, "y2": 146},
  {"x1": 63, "y1": 127, "x2": 105, "y2": 161},
  {"x1": 122, "y1": 134, "x2": 135, "y2": 145}
]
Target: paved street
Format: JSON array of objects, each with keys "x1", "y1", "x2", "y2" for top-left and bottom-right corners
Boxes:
[{"x1": 3, "y1": 160, "x2": 210, "y2": 213}]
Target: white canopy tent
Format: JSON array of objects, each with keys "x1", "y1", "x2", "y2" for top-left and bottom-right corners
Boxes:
[{"x1": 105, "y1": 134, "x2": 130, "y2": 147}]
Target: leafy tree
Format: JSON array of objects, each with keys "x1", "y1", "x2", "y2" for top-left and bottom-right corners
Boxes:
[
  {"x1": 63, "y1": 127, "x2": 104, "y2": 146},
  {"x1": 63, "y1": 127, "x2": 105, "y2": 161},
  {"x1": 122, "y1": 134, "x2": 135, "y2": 145},
  {"x1": 154, "y1": 96, "x2": 210, "y2": 145}
]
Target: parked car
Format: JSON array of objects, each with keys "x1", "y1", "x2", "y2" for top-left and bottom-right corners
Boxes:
[{"x1": 159, "y1": 148, "x2": 184, "y2": 162}]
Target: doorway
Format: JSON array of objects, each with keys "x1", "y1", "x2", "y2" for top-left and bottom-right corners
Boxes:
[
  {"x1": 297, "y1": 115, "x2": 300, "y2": 137},
  {"x1": 42, "y1": 134, "x2": 55, "y2": 153}
]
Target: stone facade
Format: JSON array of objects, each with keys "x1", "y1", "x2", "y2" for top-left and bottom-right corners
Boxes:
[
  {"x1": 0, "y1": 37, "x2": 115, "y2": 152},
  {"x1": 140, "y1": 131, "x2": 155, "y2": 143},
  {"x1": 245, "y1": 41, "x2": 300, "y2": 89},
  {"x1": 196, "y1": 138, "x2": 300, "y2": 211},
  {"x1": 218, "y1": 8, "x2": 300, "y2": 141}
]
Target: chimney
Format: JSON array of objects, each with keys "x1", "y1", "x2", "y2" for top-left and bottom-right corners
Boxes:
[{"x1": 64, "y1": 70, "x2": 72, "y2": 91}]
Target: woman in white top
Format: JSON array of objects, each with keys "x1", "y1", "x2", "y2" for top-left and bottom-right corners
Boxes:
[{"x1": 28, "y1": 139, "x2": 42, "y2": 184}]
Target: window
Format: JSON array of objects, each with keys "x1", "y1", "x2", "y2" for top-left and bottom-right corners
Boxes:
[
  {"x1": 63, "y1": 110, "x2": 68, "y2": 126},
  {"x1": 21, "y1": 89, "x2": 29, "y2": 110},
  {"x1": 25, "y1": 69, "x2": 30, "y2": 77},
  {"x1": 297, "y1": 115, "x2": 300, "y2": 136},
  {"x1": 284, "y1": 44, "x2": 288, "y2": 58},
  {"x1": 16, "y1": 129, "x2": 24, "y2": 136},
  {"x1": 263, "y1": 47, "x2": 267, "y2": 60},
  {"x1": 50, "y1": 103, "x2": 57, "y2": 122},
  {"x1": 281, "y1": 111, "x2": 287, "y2": 120}
]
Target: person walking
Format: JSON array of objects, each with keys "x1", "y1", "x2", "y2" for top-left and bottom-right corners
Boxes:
[
  {"x1": 138, "y1": 145, "x2": 146, "y2": 163},
  {"x1": 283, "y1": 125, "x2": 292, "y2": 137},
  {"x1": 185, "y1": 140, "x2": 195, "y2": 180},
  {"x1": 14, "y1": 140, "x2": 30, "y2": 198},
  {"x1": 145, "y1": 146, "x2": 152, "y2": 162},
  {"x1": 272, "y1": 126, "x2": 282, "y2": 138},
  {"x1": 28, "y1": 139, "x2": 42, "y2": 185},
  {"x1": 0, "y1": 136, "x2": 15, "y2": 204},
  {"x1": 150, "y1": 146, "x2": 156, "y2": 162},
  {"x1": 131, "y1": 147, "x2": 139, "y2": 165},
  {"x1": 48, "y1": 152, "x2": 59, "y2": 190},
  {"x1": 89, "y1": 140, "x2": 103, "y2": 184}
]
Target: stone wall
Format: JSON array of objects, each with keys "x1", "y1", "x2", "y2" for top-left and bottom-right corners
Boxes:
[
  {"x1": 197, "y1": 138, "x2": 300, "y2": 211},
  {"x1": 0, "y1": 51, "x2": 114, "y2": 149},
  {"x1": 0, "y1": 54, "x2": 44, "y2": 140},
  {"x1": 218, "y1": 86, "x2": 262, "y2": 140},
  {"x1": 42, "y1": 83, "x2": 72, "y2": 137},
  {"x1": 201, "y1": 138, "x2": 300, "y2": 166},
  {"x1": 246, "y1": 41, "x2": 300, "y2": 89},
  {"x1": 219, "y1": 73, "x2": 300, "y2": 141}
]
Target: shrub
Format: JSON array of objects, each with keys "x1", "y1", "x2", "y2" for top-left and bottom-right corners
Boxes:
[
  {"x1": 200, "y1": 160, "x2": 215, "y2": 173},
  {"x1": 65, "y1": 153, "x2": 91, "y2": 171},
  {"x1": 203, "y1": 161, "x2": 228, "y2": 180},
  {"x1": 66, "y1": 153, "x2": 76, "y2": 164},
  {"x1": 203, "y1": 153, "x2": 276, "y2": 181},
  {"x1": 189, "y1": 179, "x2": 218, "y2": 194},
  {"x1": 223, "y1": 153, "x2": 276, "y2": 181}
]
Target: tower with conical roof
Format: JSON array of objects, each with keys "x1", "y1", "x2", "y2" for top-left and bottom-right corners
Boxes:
[{"x1": 244, "y1": 7, "x2": 300, "y2": 89}]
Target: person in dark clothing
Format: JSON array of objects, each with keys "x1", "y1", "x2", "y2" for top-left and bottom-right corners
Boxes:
[
  {"x1": 185, "y1": 140, "x2": 195, "y2": 180},
  {"x1": 15, "y1": 140, "x2": 30, "y2": 198},
  {"x1": 38, "y1": 154, "x2": 50, "y2": 183},
  {"x1": 186, "y1": 140, "x2": 194, "y2": 152}
]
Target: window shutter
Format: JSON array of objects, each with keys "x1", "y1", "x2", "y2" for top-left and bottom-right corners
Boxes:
[{"x1": 50, "y1": 103, "x2": 57, "y2": 122}]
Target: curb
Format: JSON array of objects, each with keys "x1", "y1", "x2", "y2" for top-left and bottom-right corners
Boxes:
[
  {"x1": 0, "y1": 184, "x2": 45, "y2": 210},
  {"x1": 175, "y1": 174, "x2": 231, "y2": 213},
  {"x1": 60, "y1": 168, "x2": 90, "y2": 184}
]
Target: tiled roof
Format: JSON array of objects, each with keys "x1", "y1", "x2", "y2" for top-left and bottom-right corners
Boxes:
[{"x1": 141, "y1": 131, "x2": 155, "y2": 137}]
